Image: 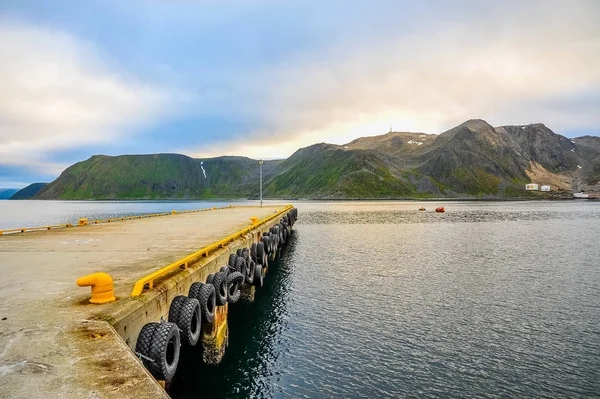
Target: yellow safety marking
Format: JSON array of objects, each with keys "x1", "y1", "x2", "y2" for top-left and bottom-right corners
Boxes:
[
  {"x1": 130, "y1": 204, "x2": 294, "y2": 297},
  {"x1": 0, "y1": 223, "x2": 73, "y2": 235}
]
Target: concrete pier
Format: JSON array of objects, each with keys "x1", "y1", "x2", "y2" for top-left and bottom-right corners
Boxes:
[{"x1": 0, "y1": 205, "x2": 290, "y2": 398}]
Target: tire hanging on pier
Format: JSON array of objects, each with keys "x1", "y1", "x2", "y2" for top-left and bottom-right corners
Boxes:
[
  {"x1": 253, "y1": 263, "x2": 263, "y2": 287},
  {"x1": 168, "y1": 296, "x2": 201, "y2": 346},
  {"x1": 271, "y1": 233, "x2": 279, "y2": 253},
  {"x1": 261, "y1": 235, "x2": 271, "y2": 255},
  {"x1": 280, "y1": 223, "x2": 287, "y2": 244},
  {"x1": 234, "y1": 256, "x2": 247, "y2": 278},
  {"x1": 241, "y1": 248, "x2": 250, "y2": 262},
  {"x1": 245, "y1": 259, "x2": 255, "y2": 284},
  {"x1": 212, "y1": 271, "x2": 228, "y2": 306},
  {"x1": 206, "y1": 273, "x2": 214, "y2": 285},
  {"x1": 228, "y1": 253, "x2": 238, "y2": 268},
  {"x1": 226, "y1": 271, "x2": 244, "y2": 304},
  {"x1": 250, "y1": 243, "x2": 258, "y2": 262},
  {"x1": 188, "y1": 282, "x2": 216, "y2": 324},
  {"x1": 256, "y1": 241, "x2": 265, "y2": 262},
  {"x1": 135, "y1": 322, "x2": 180, "y2": 381}
]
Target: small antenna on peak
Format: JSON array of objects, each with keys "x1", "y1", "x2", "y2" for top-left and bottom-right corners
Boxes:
[{"x1": 389, "y1": 125, "x2": 392, "y2": 133}]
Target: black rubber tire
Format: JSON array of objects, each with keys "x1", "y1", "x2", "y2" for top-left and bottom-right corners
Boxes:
[
  {"x1": 272, "y1": 234, "x2": 279, "y2": 252},
  {"x1": 280, "y1": 223, "x2": 286, "y2": 244},
  {"x1": 136, "y1": 322, "x2": 180, "y2": 381},
  {"x1": 236, "y1": 248, "x2": 243, "y2": 256},
  {"x1": 228, "y1": 253, "x2": 238, "y2": 268},
  {"x1": 219, "y1": 266, "x2": 229, "y2": 274},
  {"x1": 234, "y1": 256, "x2": 247, "y2": 277},
  {"x1": 278, "y1": 223, "x2": 284, "y2": 244},
  {"x1": 256, "y1": 241, "x2": 265, "y2": 261},
  {"x1": 263, "y1": 253, "x2": 269, "y2": 272},
  {"x1": 253, "y1": 263, "x2": 263, "y2": 287},
  {"x1": 206, "y1": 273, "x2": 214, "y2": 285},
  {"x1": 241, "y1": 248, "x2": 250, "y2": 262},
  {"x1": 261, "y1": 236, "x2": 270, "y2": 255},
  {"x1": 168, "y1": 296, "x2": 201, "y2": 347},
  {"x1": 135, "y1": 322, "x2": 159, "y2": 360},
  {"x1": 246, "y1": 259, "x2": 255, "y2": 284},
  {"x1": 188, "y1": 282, "x2": 216, "y2": 324},
  {"x1": 226, "y1": 271, "x2": 244, "y2": 304},
  {"x1": 188, "y1": 282, "x2": 202, "y2": 301},
  {"x1": 250, "y1": 243, "x2": 258, "y2": 262},
  {"x1": 212, "y1": 271, "x2": 228, "y2": 306}
]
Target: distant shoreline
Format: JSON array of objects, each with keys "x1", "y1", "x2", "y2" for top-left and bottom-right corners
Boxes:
[{"x1": 6, "y1": 196, "x2": 587, "y2": 202}]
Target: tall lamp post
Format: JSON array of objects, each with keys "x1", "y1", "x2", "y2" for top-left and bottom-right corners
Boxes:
[{"x1": 259, "y1": 159, "x2": 263, "y2": 207}]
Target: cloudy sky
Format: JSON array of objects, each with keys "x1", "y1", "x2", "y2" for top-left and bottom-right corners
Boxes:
[{"x1": 1, "y1": 0, "x2": 599, "y2": 187}]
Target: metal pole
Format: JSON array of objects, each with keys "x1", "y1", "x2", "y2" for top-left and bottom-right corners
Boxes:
[{"x1": 259, "y1": 159, "x2": 263, "y2": 207}]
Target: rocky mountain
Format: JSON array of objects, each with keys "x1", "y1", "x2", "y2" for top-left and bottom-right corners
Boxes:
[
  {"x1": 31, "y1": 120, "x2": 600, "y2": 199},
  {"x1": 572, "y1": 136, "x2": 600, "y2": 185},
  {"x1": 10, "y1": 183, "x2": 48, "y2": 199}
]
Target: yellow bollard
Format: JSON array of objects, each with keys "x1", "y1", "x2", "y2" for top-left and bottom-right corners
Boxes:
[
  {"x1": 172, "y1": 210, "x2": 177, "y2": 215},
  {"x1": 78, "y1": 218, "x2": 88, "y2": 226},
  {"x1": 76, "y1": 273, "x2": 116, "y2": 304},
  {"x1": 250, "y1": 216, "x2": 259, "y2": 224}
]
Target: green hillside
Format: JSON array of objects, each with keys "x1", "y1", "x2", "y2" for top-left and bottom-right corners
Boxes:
[
  {"x1": 264, "y1": 144, "x2": 417, "y2": 198},
  {"x1": 36, "y1": 154, "x2": 279, "y2": 200}
]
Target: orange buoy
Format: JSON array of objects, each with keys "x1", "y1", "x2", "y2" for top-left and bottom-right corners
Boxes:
[{"x1": 435, "y1": 206, "x2": 445, "y2": 213}]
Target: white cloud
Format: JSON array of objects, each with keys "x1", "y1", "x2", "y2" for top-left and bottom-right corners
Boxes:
[
  {"x1": 187, "y1": 0, "x2": 600, "y2": 159},
  {"x1": 0, "y1": 19, "x2": 178, "y2": 172}
]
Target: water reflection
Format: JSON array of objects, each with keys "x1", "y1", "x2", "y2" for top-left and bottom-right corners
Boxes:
[{"x1": 170, "y1": 235, "x2": 298, "y2": 399}]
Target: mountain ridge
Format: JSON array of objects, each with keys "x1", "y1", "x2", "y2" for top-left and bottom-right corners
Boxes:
[{"x1": 31, "y1": 120, "x2": 600, "y2": 200}]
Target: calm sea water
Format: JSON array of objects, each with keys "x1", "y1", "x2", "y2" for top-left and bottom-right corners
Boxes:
[
  {"x1": 170, "y1": 201, "x2": 600, "y2": 399},
  {"x1": 2, "y1": 200, "x2": 599, "y2": 398}
]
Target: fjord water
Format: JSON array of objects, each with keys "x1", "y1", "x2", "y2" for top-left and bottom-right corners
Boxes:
[
  {"x1": 170, "y1": 201, "x2": 600, "y2": 399},
  {"x1": 2, "y1": 200, "x2": 599, "y2": 397}
]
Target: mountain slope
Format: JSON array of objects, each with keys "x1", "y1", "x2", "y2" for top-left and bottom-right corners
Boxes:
[
  {"x1": 10, "y1": 183, "x2": 48, "y2": 199},
  {"x1": 0, "y1": 188, "x2": 19, "y2": 200},
  {"x1": 417, "y1": 120, "x2": 530, "y2": 195},
  {"x1": 35, "y1": 154, "x2": 279, "y2": 199},
  {"x1": 264, "y1": 143, "x2": 417, "y2": 198},
  {"x1": 572, "y1": 136, "x2": 600, "y2": 184}
]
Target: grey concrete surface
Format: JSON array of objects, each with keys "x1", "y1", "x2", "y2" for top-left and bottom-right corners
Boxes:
[{"x1": 0, "y1": 206, "x2": 286, "y2": 398}]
